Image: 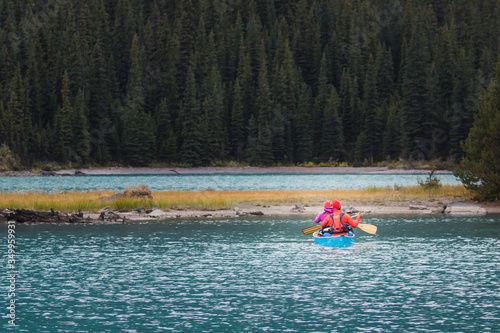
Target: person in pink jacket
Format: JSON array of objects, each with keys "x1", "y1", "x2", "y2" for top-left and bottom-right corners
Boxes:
[{"x1": 314, "y1": 201, "x2": 333, "y2": 223}]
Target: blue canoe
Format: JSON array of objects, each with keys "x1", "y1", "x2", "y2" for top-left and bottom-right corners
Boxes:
[{"x1": 313, "y1": 232, "x2": 355, "y2": 248}]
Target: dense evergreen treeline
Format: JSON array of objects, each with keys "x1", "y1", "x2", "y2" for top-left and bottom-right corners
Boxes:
[{"x1": 0, "y1": 0, "x2": 499, "y2": 167}]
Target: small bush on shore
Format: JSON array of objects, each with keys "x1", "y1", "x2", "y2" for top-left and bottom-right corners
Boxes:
[
  {"x1": 123, "y1": 185, "x2": 152, "y2": 199},
  {"x1": 0, "y1": 145, "x2": 21, "y2": 171},
  {"x1": 418, "y1": 169, "x2": 442, "y2": 191}
]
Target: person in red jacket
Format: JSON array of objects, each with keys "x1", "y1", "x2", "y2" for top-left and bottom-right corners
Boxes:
[{"x1": 318, "y1": 200, "x2": 363, "y2": 236}]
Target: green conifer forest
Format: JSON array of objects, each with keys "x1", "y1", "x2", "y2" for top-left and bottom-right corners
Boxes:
[{"x1": 0, "y1": 0, "x2": 498, "y2": 167}]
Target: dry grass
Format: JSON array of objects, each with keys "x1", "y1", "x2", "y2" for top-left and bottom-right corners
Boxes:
[
  {"x1": 0, "y1": 185, "x2": 467, "y2": 213},
  {"x1": 123, "y1": 185, "x2": 152, "y2": 199}
]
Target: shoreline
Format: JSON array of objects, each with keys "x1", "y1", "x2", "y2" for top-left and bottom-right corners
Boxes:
[
  {"x1": 2, "y1": 201, "x2": 498, "y2": 224},
  {"x1": 0, "y1": 166, "x2": 453, "y2": 177},
  {"x1": 57, "y1": 166, "x2": 454, "y2": 175},
  {"x1": 1, "y1": 168, "x2": 498, "y2": 222}
]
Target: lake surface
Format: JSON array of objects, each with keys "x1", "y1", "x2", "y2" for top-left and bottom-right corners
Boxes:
[
  {"x1": 0, "y1": 173, "x2": 461, "y2": 192},
  {"x1": 2, "y1": 215, "x2": 499, "y2": 332}
]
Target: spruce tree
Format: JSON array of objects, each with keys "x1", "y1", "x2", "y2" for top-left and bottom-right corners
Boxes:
[
  {"x1": 180, "y1": 67, "x2": 203, "y2": 166},
  {"x1": 255, "y1": 42, "x2": 274, "y2": 165},
  {"x1": 231, "y1": 79, "x2": 245, "y2": 159},
  {"x1": 454, "y1": 56, "x2": 500, "y2": 200},
  {"x1": 382, "y1": 93, "x2": 402, "y2": 160},
  {"x1": 236, "y1": 37, "x2": 254, "y2": 122},
  {"x1": 450, "y1": 48, "x2": 476, "y2": 160},
  {"x1": 319, "y1": 86, "x2": 345, "y2": 162},
  {"x1": 72, "y1": 89, "x2": 90, "y2": 164},
  {"x1": 54, "y1": 71, "x2": 74, "y2": 163},
  {"x1": 245, "y1": 115, "x2": 258, "y2": 164},
  {"x1": 155, "y1": 96, "x2": 172, "y2": 162},
  {"x1": 294, "y1": 83, "x2": 313, "y2": 163},
  {"x1": 400, "y1": 14, "x2": 431, "y2": 160},
  {"x1": 312, "y1": 54, "x2": 329, "y2": 158},
  {"x1": 113, "y1": 0, "x2": 135, "y2": 93},
  {"x1": 122, "y1": 34, "x2": 154, "y2": 166},
  {"x1": 362, "y1": 54, "x2": 380, "y2": 164}
]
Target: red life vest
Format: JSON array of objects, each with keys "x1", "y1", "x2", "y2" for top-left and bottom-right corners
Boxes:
[{"x1": 325, "y1": 211, "x2": 348, "y2": 234}]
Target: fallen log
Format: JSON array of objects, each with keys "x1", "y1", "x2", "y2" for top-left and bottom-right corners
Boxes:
[{"x1": 4, "y1": 209, "x2": 87, "y2": 223}]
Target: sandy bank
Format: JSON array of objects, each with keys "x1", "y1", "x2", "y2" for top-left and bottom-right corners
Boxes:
[{"x1": 164, "y1": 200, "x2": 498, "y2": 219}]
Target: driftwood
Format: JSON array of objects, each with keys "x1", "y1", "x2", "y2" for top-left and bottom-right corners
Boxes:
[{"x1": 3, "y1": 209, "x2": 86, "y2": 223}]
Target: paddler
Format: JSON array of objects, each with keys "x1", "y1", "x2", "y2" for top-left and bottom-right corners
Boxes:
[
  {"x1": 314, "y1": 200, "x2": 333, "y2": 223},
  {"x1": 318, "y1": 200, "x2": 363, "y2": 236}
]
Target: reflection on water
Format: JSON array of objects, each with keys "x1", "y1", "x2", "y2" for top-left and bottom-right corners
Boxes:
[
  {"x1": 0, "y1": 173, "x2": 461, "y2": 192},
  {"x1": 2, "y1": 215, "x2": 499, "y2": 332}
]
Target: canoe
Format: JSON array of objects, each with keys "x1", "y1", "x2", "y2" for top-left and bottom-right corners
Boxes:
[{"x1": 313, "y1": 232, "x2": 355, "y2": 248}]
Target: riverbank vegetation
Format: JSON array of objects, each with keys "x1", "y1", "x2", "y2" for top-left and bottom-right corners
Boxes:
[
  {"x1": 0, "y1": 1, "x2": 499, "y2": 169},
  {"x1": 0, "y1": 185, "x2": 467, "y2": 213},
  {"x1": 453, "y1": 59, "x2": 500, "y2": 201}
]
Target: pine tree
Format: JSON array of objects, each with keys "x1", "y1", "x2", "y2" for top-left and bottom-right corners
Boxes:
[
  {"x1": 236, "y1": 37, "x2": 254, "y2": 122},
  {"x1": 454, "y1": 56, "x2": 500, "y2": 200},
  {"x1": 319, "y1": 86, "x2": 345, "y2": 162},
  {"x1": 156, "y1": 97, "x2": 172, "y2": 159},
  {"x1": 72, "y1": 89, "x2": 90, "y2": 164},
  {"x1": 312, "y1": 53, "x2": 329, "y2": 159},
  {"x1": 245, "y1": 114, "x2": 258, "y2": 164},
  {"x1": 450, "y1": 48, "x2": 476, "y2": 160},
  {"x1": 122, "y1": 34, "x2": 155, "y2": 165},
  {"x1": 294, "y1": 83, "x2": 313, "y2": 163},
  {"x1": 25, "y1": 34, "x2": 45, "y2": 126},
  {"x1": 231, "y1": 79, "x2": 245, "y2": 159},
  {"x1": 255, "y1": 42, "x2": 274, "y2": 165},
  {"x1": 270, "y1": 105, "x2": 286, "y2": 163},
  {"x1": 121, "y1": 107, "x2": 144, "y2": 165},
  {"x1": 6, "y1": 64, "x2": 30, "y2": 162},
  {"x1": 362, "y1": 54, "x2": 379, "y2": 164},
  {"x1": 175, "y1": 0, "x2": 198, "y2": 97},
  {"x1": 255, "y1": 120, "x2": 274, "y2": 166},
  {"x1": 113, "y1": 0, "x2": 135, "y2": 93},
  {"x1": 202, "y1": 64, "x2": 226, "y2": 164},
  {"x1": 163, "y1": 129, "x2": 178, "y2": 163},
  {"x1": 339, "y1": 68, "x2": 354, "y2": 157},
  {"x1": 54, "y1": 71, "x2": 74, "y2": 163},
  {"x1": 382, "y1": 93, "x2": 402, "y2": 160},
  {"x1": 375, "y1": 43, "x2": 395, "y2": 104},
  {"x1": 180, "y1": 67, "x2": 203, "y2": 166},
  {"x1": 400, "y1": 12, "x2": 431, "y2": 160},
  {"x1": 326, "y1": 32, "x2": 342, "y2": 87}
]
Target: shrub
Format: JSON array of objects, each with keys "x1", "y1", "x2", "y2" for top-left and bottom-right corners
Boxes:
[
  {"x1": 0, "y1": 145, "x2": 21, "y2": 171},
  {"x1": 123, "y1": 185, "x2": 153, "y2": 199},
  {"x1": 418, "y1": 169, "x2": 442, "y2": 190}
]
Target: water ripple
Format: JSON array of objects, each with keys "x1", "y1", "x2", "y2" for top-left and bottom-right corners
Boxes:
[
  {"x1": 2, "y1": 215, "x2": 499, "y2": 332},
  {"x1": 0, "y1": 173, "x2": 461, "y2": 192}
]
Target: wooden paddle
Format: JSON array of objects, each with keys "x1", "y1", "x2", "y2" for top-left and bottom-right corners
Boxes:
[
  {"x1": 357, "y1": 223, "x2": 377, "y2": 235},
  {"x1": 301, "y1": 225, "x2": 322, "y2": 235}
]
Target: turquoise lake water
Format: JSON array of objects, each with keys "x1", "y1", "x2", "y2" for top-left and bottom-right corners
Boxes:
[
  {"x1": 2, "y1": 215, "x2": 499, "y2": 332},
  {"x1": 0, "y1": 173, "x2": 461, "y2": 192}
]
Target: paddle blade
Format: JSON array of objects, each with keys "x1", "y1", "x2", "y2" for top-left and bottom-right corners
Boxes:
[
  {"x1": 302, "y1": 225, "x2": 321, "y2": 235},
  {"x1": 358, "y1": 223, "x2": 377, "y2": 234}
]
